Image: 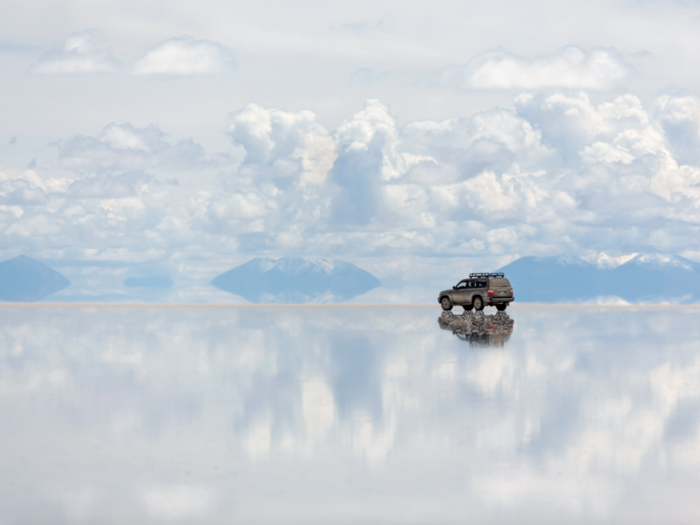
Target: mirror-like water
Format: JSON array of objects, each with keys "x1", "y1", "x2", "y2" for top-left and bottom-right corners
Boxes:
[{"x1": 1, "y1": 305, "x2": 700, "y2": 524}]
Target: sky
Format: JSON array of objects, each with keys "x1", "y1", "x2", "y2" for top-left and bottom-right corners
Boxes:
[{"x1": 2, "y1": 0, "x2": 700, "y2": 301}]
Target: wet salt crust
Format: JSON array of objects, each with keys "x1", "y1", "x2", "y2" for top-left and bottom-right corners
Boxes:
[{"x1": 1, "y1": 305, "x2": 700, "y2": 524}]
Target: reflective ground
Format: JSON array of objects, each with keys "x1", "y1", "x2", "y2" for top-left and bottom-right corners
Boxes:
[{"x1": 1, "y1": 305, "x2": 700, "y2": 524}]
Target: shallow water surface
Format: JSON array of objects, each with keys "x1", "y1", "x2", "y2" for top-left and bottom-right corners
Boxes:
[{"x1": 1, "y1": 305, "x2": 700, "y2": 524}]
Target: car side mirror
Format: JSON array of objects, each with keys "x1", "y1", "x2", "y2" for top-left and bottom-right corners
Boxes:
[{"x1": 452, "y1": 286, "x2": 456, "y2": 290}]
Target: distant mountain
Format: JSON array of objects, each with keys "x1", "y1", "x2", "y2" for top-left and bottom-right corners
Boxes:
[
  {"x1": 0, "y1": 255, "x2": 71, "y2": 302},
  {"x1": 496, "y1": 255, "x2": 599, "y2": 302},
  {"x1": 608, "y1": 254, "x2": 700, "y2": 301},
  {"x1": 497, "y1": 253, "x2": 700, "y2": 303},
  {"x1": 212, "y1": 258, "x2": 380, "y2": 303}
]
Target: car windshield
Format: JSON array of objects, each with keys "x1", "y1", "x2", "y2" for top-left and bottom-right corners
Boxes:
[{"x1": 492, "y1": 278, "x2": 510, "y2": 287}]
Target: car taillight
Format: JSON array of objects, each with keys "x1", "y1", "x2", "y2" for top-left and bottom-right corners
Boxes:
[
  {"x1": 509, "y1": 290, "x2": 513, "y2": 296},
  {"x1": 487, "y1": 290, "x2": 494, "y2": 296}
]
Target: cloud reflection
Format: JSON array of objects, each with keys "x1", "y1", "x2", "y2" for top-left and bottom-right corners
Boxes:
[{"x1": 1, "y1": 306, "x2": 700, "y2": 522}]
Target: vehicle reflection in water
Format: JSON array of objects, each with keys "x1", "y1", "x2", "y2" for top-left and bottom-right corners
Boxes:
[{"x1": 438, "y1": 310, "x2": 514, "y2": 347}]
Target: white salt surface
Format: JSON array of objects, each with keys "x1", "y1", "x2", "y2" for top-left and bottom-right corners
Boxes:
[{"x1": 1, "y1": 305, "x2": 699, "y2": 524}]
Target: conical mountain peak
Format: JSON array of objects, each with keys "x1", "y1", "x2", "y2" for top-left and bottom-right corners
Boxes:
[
  {"x1": 213, "y1": 257, "x2": 379, "y2": 303},
  {"x1": 0, "y1": 255, "x2": 71, "y2": 302}
]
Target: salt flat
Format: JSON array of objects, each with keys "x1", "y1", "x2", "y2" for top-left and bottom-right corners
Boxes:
[{"x1": 1, "y1": 305, "x2": 699, "y2": 524}]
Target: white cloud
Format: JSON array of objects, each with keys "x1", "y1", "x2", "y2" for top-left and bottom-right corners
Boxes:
[
  {"x1": 70, "y1": 171, "x2": 150, "y2": 199},
  {"x1": 437, "y1": 46, "x2": 632, "y2": 90},
  {"x1": 58, "y1": 122, "x2": 221, "y2": 172},
  {"x1": 131, "y1": 36, "x2": 235, "y2": 76},
  {"x1": 207, "y1": 95, "x2": 700, "y2": 260},
  {"x1": 655, "y1": 95, "x2": 700, "y2": 166},
  {"x1": 226, "y1": 102, "x2": 335, "y2": 186},
  {"x1": 28, "y1": 30, "x2": 118, "y2": 75},
  {"x1": 0, "y1": 170, "x2": 48, "y2": 206}
]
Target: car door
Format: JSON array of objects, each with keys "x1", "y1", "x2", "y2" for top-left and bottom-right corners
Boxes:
[
  {"x1": 453, "y1": 280, "x2": 468, "y2": 305},
  {"x1": 463, "y1": 280, "x2": 475, "y2": 305},
  {"x1": 473, "y1": 279, "x2": 487, "y2": 301}
]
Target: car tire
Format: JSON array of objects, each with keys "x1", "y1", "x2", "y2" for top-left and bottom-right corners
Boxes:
[
  {"x1": 473, "y1": 296, "x2": 484, "y2": 311},
  {"x1": 441, "y1": 297, "x2": 453, "y2": 311},
  {"x1": 496, "y1": 304, "x2": 507, "y2": 311}
]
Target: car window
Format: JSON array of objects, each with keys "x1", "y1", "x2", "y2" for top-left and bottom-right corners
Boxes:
[
  {"x1": 477, "y1": 280, "x2": 487, "y2": 288},
  {"x1": 456, "y1": 281, "x2": 467, "y2": 289},
  {"x1": 492, "y1": 278, "x2": 510, "y2": 287}
]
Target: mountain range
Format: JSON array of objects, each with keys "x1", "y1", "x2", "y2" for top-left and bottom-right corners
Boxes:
[
  {"x1": 497, "y1": 253, "x2": 700, "y2": 303},
  {"x1": 3, "y1": 251, "x2": 700, "y2": 304},
  {"x1": 212, "y1": 257, "x2": 380, "y2": 303}
]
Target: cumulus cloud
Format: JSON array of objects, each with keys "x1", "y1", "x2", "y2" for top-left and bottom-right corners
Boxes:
[
  {"x1": 204, "y1": 95, "x2": 700, "y2": 259},
  {"x1": 0, "y1": 169, "x2": 157, "y2": 245},
  {"x1": 329, "y1": 99, "x2": 402, "y2": 226},
  {"x1": 69, "y1": 171, "x2": 151, "y2": 199},
  {"x1": 0, "y1": 170, "x2": 49, "y2": 206},
  {"x1": 226, "y1": 102, "x2": 335, "y2": 185},
  {"x1": 435, "y1": 46, "x2": 632, "y2": 90},
  {"x1": 131, "y1": 36, "x2": 235, "y2": 76},
  {"x1": 57, "y1": 122, "x2": 220, "y2": 172},
  {"x1": 218, "y1": 94, "x2": 700, "y2": 258},
  {"x1": 28, "y1": 30, "x2": 118, "y2": 75},
  {"x1": 654, "y1": 95, "x2": 700, "y2": 166},
  {"x1": 187, "y1": 103, "x2": 338, "y2": 239}
]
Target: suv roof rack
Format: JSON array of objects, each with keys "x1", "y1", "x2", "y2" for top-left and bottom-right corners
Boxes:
[{"x1": 469, "y1": 272, "x2": 504, "y2": 278}]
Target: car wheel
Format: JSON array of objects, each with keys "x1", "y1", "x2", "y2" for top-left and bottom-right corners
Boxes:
[
  {"x1": 473, "y1": 296, "x2": 484, "y2": 311},
  {"x1": 464, "y1": 305, "x2": 473, "y2": 312},
  {"x1": 441, "y1": 297, "x2": 453, "y2": 311},
  {"x1": 496, "y1": 304, "x2": 507, "y2": 311}
]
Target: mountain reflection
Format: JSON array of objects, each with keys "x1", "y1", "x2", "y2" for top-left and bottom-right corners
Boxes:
[
  {"x1": 438, "y1": 310, "x2": 514, "y2": 347},
  {"x1": 1, "y1": 305, "x2": 700, "y2": 523}
]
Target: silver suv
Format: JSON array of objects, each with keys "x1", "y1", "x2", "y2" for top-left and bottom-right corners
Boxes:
[{"x1": 438, "y1": 273, "x2": 514, "y2": 312}]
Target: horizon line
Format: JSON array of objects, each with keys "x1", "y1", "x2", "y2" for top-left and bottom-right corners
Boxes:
[{"x1": 1, "y1": 303, "x2": 700, "y2": 310}]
